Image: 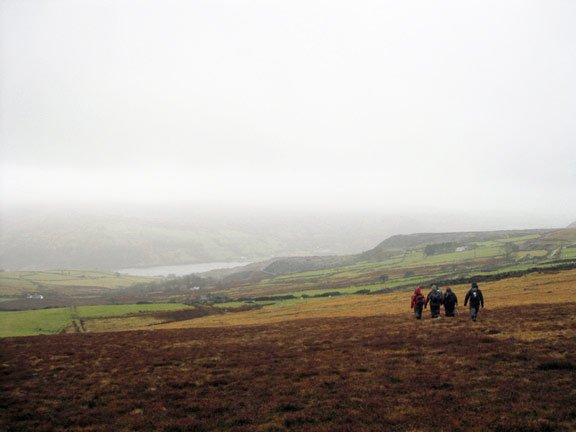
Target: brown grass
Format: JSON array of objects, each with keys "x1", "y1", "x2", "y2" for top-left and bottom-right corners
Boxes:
[
  {"x1": 81, "y1": 315, "x2": 167, "y2": 332},
  {"x1": 143, "y1": 269, "x2": 576, "y2": 330},
  {"x1": 1, "y1": 270, "x2": 576, "y2": 431}
]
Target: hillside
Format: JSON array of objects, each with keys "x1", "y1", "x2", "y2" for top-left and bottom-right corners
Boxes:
[
  {"x1": 144, "y1": 267, "x2": 576, "y2": 329},
  {"x1": 0, "y1": 270, "x2": 157, "y2": 297},
  {"x1": 361, "y1": 229, "x2": 554, "y2": 257},
  {"x1": 3, "y1": 298, "x2": 576, "y2": 431},
  {"x1": 2, "y1": 237, "x2": 576, "y2": 431},
  {"x1": 0, "y1": 207, "x2": 406, "y2": 271},
  {"x1": 4, "y1": 227, "x2": 576, "y2": 332},
  {"x1": 542, "y1": 228, "x2": 576, "y2": 242},
  {"x1": 0, "y1": 210, "x2": 282, "y2": 271},
  {"x1": 4, "y1": 205, "x2": 566, "y2": 272},
  {"x1": 199, "y1": 228, "x2": 571, "y2": 286}
]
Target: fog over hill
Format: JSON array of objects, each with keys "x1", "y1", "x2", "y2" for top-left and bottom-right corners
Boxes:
[
  {"x1": 0, "y1": 203, "x2": 569, "y2": 271},
  {"x1": 1, "y1": 1, "x2": 575, "y2": 267}
]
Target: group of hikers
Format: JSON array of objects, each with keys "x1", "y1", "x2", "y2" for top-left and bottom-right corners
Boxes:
[{"x1": 410, "y1": 283, "x2": 484, "y2": 321}]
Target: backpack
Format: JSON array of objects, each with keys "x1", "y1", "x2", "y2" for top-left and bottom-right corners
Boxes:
[
  {"x1": 444, "y1": 292, "x2": 456, "y2": 306},
  {"x1": 469, "y1": 288, "x2": 480, "y2": 305},
  {"x1": 429, "y1": 289, "x2": 443, "y2": 305},
  {"x1": 416, "y1": 294, "x2": 426, "y2": 306},
  {"x1": 415, "y1": 293, "x2": 425, "y2": 307}
]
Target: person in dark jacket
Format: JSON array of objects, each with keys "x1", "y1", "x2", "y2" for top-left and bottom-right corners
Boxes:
[
  {"x1": 425, "y1": 285, "x2": 443, "y2": 319},
  {"x1": 443, "y1": 286, "x2": 458, "y2": 317},
  {"x1": 464, "y1": 282, "x2": 484, "y2": 321},
  {"x1": 411, "y1": 286, "x2": 426, "y2": 320}
]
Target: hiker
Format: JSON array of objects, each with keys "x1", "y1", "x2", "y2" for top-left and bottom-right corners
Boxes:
[
  {"x1": 443, "y1": 286, "x2": 458, "y2": 317},
  {"x1": 410, "y1": 286, "x2": 426, "y2": 320},
  {"x1": 464, "y1": 282, "x2": 484, "y2": 322},
  {"x1": 425, "y1": 285, "x2": 444, "y2": 319}
]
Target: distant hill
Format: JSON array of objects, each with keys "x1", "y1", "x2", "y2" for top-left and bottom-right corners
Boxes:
[
  {"x1": 0, "y1": 212, "x2": 279, "y2": 271},
  {"x1": 208, "y1": 228, "x2": 561, "y2": 282},
  {"x1": 202, "y1": 255, "x2": 355, "y2": 281},
  {"x1": 359, "y1": 229, "x2": 553, "y2": 262},
  {"x1": 541, "y1": 228, "x2": 576, "y2": 242},
  {"x1": 0, "y1": 206, "x2": 401, "y2": 271},
  {"x1": 1, "y1": 204, "x2": 568, "y2": 272},
  {"x1": 568, "y1": 221, "x2": 576, "y2": 228}
]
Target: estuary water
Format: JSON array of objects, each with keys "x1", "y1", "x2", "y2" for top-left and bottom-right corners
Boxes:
[{"x1": 117, "y1": 261, "x2": 250, "y2": 277}]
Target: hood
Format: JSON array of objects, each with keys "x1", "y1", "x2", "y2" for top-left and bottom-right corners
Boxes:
[{"x1": 415, "y1": 287, "x2": 422, "y2": 294}]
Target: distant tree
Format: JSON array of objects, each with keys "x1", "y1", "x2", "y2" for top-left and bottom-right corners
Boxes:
[
  {"x1": 380, "y1": 274, "x2": 389, "y2": 283},
  {"x1": 503, "y1": 242, "x2": 520, "y2": 260},
  {"x1": 404, "y1": 270, "x2": 415, "y2": 278},
  {"x1": 423, "y1": 244, "x2": 435, "y2": 257},
  {"x1": 423, "y1": 242, "x2": 458, "y2": 257}
]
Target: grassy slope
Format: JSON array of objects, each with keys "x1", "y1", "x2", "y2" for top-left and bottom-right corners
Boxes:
[
  {"x1": 2, "y1": 298, "x2": 575, "y2": 431},
  {"x1": 0, "y1": 308, "x2": 72, "y2": 337},
  {"x1": 3, "y1": 230, "x2": 575, "y2": 336},
  {"x1": 2, "y1": 209, "x2": 395, "y2": 270},
  {"x1": 0, "y1": 303, "x2": 193, "y2": 337},
  {"x1": 216, "y1": 229, "x2": 576, "y2": 300},
  {"x1": 0, "y1": 270, "x2": 158, "y2": 296},
  {"x1": 146, "y1": 268, "x2": 576, "y2": 330}
]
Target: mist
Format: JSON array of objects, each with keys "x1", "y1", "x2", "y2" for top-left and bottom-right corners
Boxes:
[{"x1": 1, "y1": 1, "x2": 576, "y2": 270}]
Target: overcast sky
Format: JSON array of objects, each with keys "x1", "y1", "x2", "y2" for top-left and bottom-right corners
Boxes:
[{"x1": 1, "y1": 0, "x2": 575, "y2": 224}]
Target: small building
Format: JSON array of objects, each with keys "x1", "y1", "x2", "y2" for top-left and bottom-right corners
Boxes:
[
  {"x1": 27, "y1": 293, "x2": 44, "y2": 300},
  {"x1": 519, "y1": 253, "x2": 534, "y2": 262}
]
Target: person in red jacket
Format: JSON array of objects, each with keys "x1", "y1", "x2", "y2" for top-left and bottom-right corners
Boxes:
[{"x1": 411, "y1": 286, "x2": 426, "y2": 320}]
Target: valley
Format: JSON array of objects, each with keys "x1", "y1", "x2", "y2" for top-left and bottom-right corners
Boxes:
[
  {"x1": 2, "y1": 228, "x2": 576, "y2": 337},
  {"x1": 2, "y1": 228, "x2": 576, "y2": 431}
]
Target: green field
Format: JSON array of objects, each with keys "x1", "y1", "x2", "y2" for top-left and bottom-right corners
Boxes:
[
  {"x1": 0, "y1": 303, "x2": 195, "y2": 337},
  {"x1": 559, "y1": 246, "x2": 576, "y2": 259},
  {"x1": 0, "y1": 308, "x2": 72, "y2": 337},
  {"x1": 0, "y1": 270, "x2": 159, "y2": 296},
  {"x1": 3, "y1": 229, "x2": 576, "y2": 337},
  {"x1": 215, "y1": 229, "x2": 576, "y2": 303}
]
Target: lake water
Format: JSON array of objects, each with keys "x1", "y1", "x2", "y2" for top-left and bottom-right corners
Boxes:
[{"x1": 117, "y1": 262, "x2": 250, "y2": 277}]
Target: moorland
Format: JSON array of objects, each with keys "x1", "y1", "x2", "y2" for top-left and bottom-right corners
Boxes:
[
  {"x1": 2, "y1": 291, "x2": 576, "y2": 431},
  {"x1": 2, "y1": 228, "x2": 576, "y2": 336},
  {"x1": 1, "y1": 227, "x2": 576, "y2": 431}
]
